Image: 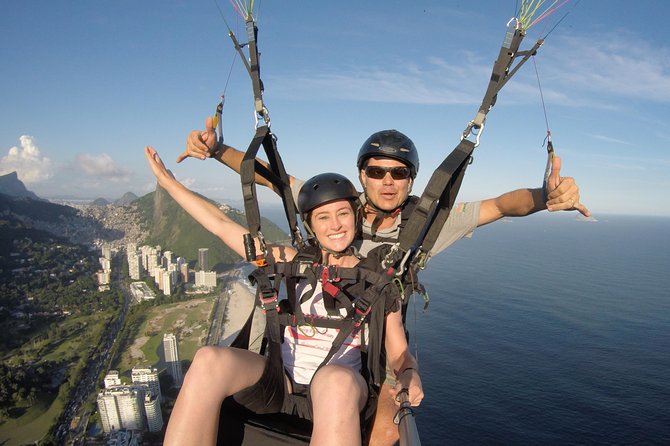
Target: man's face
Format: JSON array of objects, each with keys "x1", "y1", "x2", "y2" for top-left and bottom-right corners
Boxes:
[{"x1": 359, "y1": 156, "x2": 412, "y2": 212}]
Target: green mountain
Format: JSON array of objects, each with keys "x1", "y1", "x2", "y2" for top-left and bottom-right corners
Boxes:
[{"x1": 134, "y1": 186, "x2": 289, "y2": 271}]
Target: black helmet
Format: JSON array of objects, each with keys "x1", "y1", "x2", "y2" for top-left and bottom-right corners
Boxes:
[
  {"x1": 357, "y1": 129, "x2": 419, "y2": 178},
  {"x1": 298, "y1": 173, "x2": 359, "y2": 214}
]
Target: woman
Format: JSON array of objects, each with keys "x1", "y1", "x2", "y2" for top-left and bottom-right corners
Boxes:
[{"x1": 145, "y1": 146, "x2": 423, "y2": 445}]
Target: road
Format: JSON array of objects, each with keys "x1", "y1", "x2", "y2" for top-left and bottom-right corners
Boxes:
[{"x1": 56, "y1": 253, "x2": 131, "y2": 445}]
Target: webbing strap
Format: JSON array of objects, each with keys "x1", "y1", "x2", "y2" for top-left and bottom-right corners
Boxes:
[
  {"x1": 245, "y1": 18, "x2": 265, "y2": 117},
  {"x1": 386, "y1": 139, "x2": 475, "y2": 273},
  {"x1": 233, "y1": 17, "x2": 304, "y2": 251},
  {"x1": 248, "y1": 268, "x2": 282, "y2": 344},
  {"x1": 318, "y1": 281, "x2": 389, "y2": 370},
  {"x1": 388, "y1": 23, "x2": 543, "y2": 272},
  {"x1": 473, "y1": 22, "x2": 543, "y2": 129},
  {"x1": 410, "y1": 139, "x2": 475, "y2": 260},
  {"x1": 240, "y1": 126, "x2": 304, "y2": 249}
]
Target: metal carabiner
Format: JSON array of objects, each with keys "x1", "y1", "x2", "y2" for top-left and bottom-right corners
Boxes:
[{"x1": 462, "y1": 121, "x2": 485, "y2": 148}]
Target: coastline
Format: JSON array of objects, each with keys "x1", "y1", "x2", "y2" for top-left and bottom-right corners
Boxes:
[{"x1": 219, "y1": 271, "x2": 266, "y2": 352}]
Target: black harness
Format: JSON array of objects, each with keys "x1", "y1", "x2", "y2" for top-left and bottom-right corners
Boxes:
[
  {"x1": 216, "y1": 11, "x2": 547, "y2": 445},
  {"x1": 229, "y1": 245, "x2": 399, "y2": 425},
  {"x1": 219, "y1": 17, "x2": 402, "y2": 438}
]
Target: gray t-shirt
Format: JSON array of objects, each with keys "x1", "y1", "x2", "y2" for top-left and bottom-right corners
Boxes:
[{"x1": 292, "y1": 178, "x2": 480, "y2": 261}]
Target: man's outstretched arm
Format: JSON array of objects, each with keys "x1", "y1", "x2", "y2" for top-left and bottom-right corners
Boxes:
[
  {"x1": 176, "y1": 116, "x2": 293, "y2": 194},
  {"x1": 478, "y1": 156, "x2": 590, "y2": 227}
]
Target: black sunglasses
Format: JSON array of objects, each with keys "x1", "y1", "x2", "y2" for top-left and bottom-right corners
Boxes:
[{"x1": 364, "y1": 165, "x2": 411, "y2": 180}]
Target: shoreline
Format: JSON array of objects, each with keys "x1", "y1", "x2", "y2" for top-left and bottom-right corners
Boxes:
[{"x1": 218, "y1": 273, "x2": 266, "y2": 351}]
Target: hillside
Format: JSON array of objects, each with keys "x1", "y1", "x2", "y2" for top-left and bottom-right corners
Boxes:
[
  {"x1": 0, "y1": 192, "x2": 78, "y2": 222},
  {"x1": 0, "y1": 176, "x2": 290, "y2": 271},
  {"x1": 0, "y1": 171, "x2": 44, "y2": 201},
  {"x1": 134, "y1": 186, "x2": 289, "y2": 271}
]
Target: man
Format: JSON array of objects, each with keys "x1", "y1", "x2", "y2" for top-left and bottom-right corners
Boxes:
[{"x1": 180, "y1": 120, "x2": 589, "y2": 445}]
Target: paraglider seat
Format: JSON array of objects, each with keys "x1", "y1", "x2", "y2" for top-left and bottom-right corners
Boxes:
[{"x1": 218, "y1": 396, "x2": 311, "y2": 445}]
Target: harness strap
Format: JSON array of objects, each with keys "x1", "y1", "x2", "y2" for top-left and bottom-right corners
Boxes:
[
  {"x1": 408, "y1": 138, "x2": 476, "y2": 268},
  {"x1": 248, "y1": 268, "x2": 282, "y2": 343},
  {"x1": 384, "y1": 138, "x2": 476, "y2": 275},
  {"x1": 472, "y1": 20, "x2": 543, "y2": 129},
  {"x1": 240, "y1": 126, "x2": 304, "y2": 253},
  {"x1": 235, "y1": 17, "x2": 304, "y2": 253}
]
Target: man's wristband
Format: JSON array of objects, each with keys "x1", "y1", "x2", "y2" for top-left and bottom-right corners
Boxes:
[{"x1": 212, "y1": 141, "x2": 227, "y2": 159}]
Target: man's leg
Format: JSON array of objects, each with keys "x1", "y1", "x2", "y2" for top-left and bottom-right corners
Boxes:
[{"x1": 368, "y1": 383, "x2": 400, "y2": 446}]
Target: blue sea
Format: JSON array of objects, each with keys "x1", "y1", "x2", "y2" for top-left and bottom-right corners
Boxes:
[{"x1": 406, "y1": 214, "x2": 670, "y2": 445}]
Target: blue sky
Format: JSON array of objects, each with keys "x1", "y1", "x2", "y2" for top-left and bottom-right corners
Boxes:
[{"x1": 1, "y1": 1, "x2": 669, "y2": 216}]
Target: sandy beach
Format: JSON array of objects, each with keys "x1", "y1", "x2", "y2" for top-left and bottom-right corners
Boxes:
[{"x1": 219, "y1": 280, "x2": 266, "y2": 352}]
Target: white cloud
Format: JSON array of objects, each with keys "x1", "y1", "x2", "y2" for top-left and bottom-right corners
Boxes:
[
  {"x1": 543, "y1": 32, "x2": 670, "y2": 103},
  {"x1": 76, "y1": 153, "x2": 131, "y2": 182},
  {"x1": 180, "y1": 177, "x2": 196, "y2": 188},
  {"x1": 0, "y1": 135, "x2": 54, "y2": 183},
  {"x1": 269, "y1": 29, "x2": 670, "y2": 109},
  {"x1": 270, "y1": 53, "x2": 487, "y2": 105},
  {"x1": 589, "y1": 134, "x2": 633, "y2": 145}
]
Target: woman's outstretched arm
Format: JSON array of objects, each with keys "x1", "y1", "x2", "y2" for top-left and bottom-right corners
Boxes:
[{"x1": 145, "y1": 145, "x2": 294, "y2": 261}]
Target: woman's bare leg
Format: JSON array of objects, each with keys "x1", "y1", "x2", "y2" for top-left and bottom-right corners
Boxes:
[
  {"x1": 310, "y1": 365, "x2": 368, "y2": 446},
  {"x1": 164, "y1": 346, "x2": 266, "y2": 446}
]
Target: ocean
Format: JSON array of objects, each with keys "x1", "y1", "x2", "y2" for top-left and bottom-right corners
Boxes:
[{"x1": 408, "y1": 214, "x2": 670, "y2": 445}]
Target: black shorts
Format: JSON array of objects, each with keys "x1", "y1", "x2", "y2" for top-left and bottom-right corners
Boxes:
[{"x1": 233, "y1": 368, "x2": 314, "y2": 421}]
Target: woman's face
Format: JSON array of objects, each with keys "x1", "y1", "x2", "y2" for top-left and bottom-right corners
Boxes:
[{"x1": 309, "y1": 199, "x2": 356, "y2": 253}]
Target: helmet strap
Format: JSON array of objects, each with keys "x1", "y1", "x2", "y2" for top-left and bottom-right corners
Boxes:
[{"x1": 363, "y1": 192, "x2": 403, "y2": 237}]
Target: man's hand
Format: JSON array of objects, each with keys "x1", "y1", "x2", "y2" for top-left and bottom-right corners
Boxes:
[
  {"x1": 390, "y1": 368, "x2": 424, "y2": 407},
  {"x1": 176, "y1": 116, "x2": 218, "y2": 163},
  {"x1": 546, "y1": 156, "x2": 591, "y2": 217}
]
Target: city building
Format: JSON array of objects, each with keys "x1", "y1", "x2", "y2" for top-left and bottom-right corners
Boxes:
[
  {"x1": 106, "y1": 429, "x2": 139, "y2": 446},
  {"x1": 102, "y1": 243, "x2": 112, "y2": 260},
  {"x1": 163, "y1": 250, "x2": 173, "y2": 268},
  {"x1": 162, "y1": 273, "x2": 172, "y2": 296},
  {"x1": 129, "y1": 282, "x2": 155, "y2": 302},
  {"x1": 163, "y1": 333, "x2": 183, "y2": 387},
  {"x1": 143, "y1": 391, "x2": 164, "y2": 432},
  {"x1": 154, "y1": 267, "x2": 165, "y2": 290},
  {"x1": 104, "y1": 371, "x2": 122, "y2": 389},
  {"x1": 179, "y1": 262, "x2": 189, "y2": 283},
  {"x1": 198, "y1": 247, "x2": 209, "y2": 271},
  {"x1": 131, "y1": 366, "x2": 162, "y2": 403},
  {"x1": 128, "y1": 252, "x2": 141, "y2": 280},
  {"x1": 148, "y1": 252, "x2": 159, "y2": 277},
  {"x1": 97, "y1": 386, "x2": 145, "y2": 433},
  {"x1": 195, "y1": 270, "x2": 217, "y2": 288},
  {"x1": 99, "y1": 257, "x2": 111, "y2": 271},
  {"x1": 97, "y1": 270, "x2": 111, "y2": 286}
]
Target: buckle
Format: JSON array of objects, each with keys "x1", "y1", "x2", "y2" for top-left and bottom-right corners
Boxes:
[
  {"x1": 258, "y1": 291, "x2": 278, "y2": 313},
  {"x1": 320, "y1": 265, "x2": 341, "y2": 283},
  {"x1": 354, "y1": 306, "x2": 371, "y2": 327}
]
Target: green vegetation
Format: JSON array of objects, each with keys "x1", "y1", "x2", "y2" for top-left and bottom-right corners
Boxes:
[
  {"x1": 0, "y1": 216, "x2": 122, "y2": 445},
  {"x1": 0, "y1": 391, "x2": 64, "y2": 446},
  {"x1": 0, "y1": 186, "x2": 267, "y2": 443},
  {"x1": 134, "y1": 187, "x2": 288, "y2": 271},
  {"x1": 114, "y1": 296, "x2": 216, "y2": 378}
]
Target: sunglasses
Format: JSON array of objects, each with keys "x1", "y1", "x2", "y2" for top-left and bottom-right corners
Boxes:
[{"x1": 364, "y1": 165, "x2": 411, "y2": 180}]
